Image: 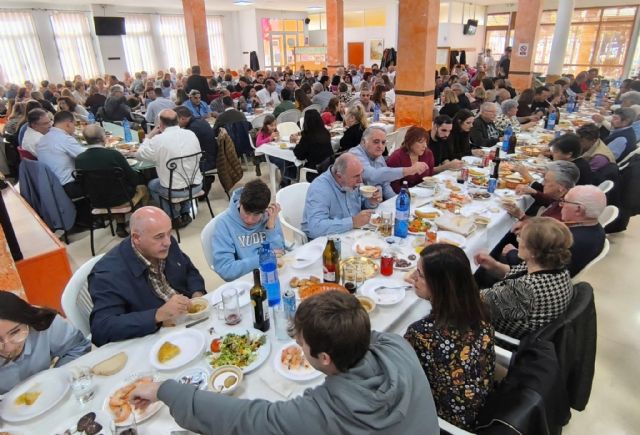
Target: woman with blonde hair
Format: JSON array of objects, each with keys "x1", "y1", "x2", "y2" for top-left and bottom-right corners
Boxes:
[
  {"x1": 3, "y1": 102, "x2": 27, "y2": 137},
  {"x1": 339, "y1": 103, "x2": 368, "y2": 152},
  {"x1": 470, "y1": 87, "x2": 486, "y2": 111},
  {"x1": 475, "y1": 217, "x2": 574, "y2": 339},
  {"x1": 439, "y1": 89, "x2": 461, "y2": 118}
]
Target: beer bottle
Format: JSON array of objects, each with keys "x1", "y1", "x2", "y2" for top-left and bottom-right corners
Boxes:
[
  {"x1": 491, "y1": 145, "x2": 501, "y2": 180},
  {"x1": 323, "y1": 237, "x2": 340, "y2": 283},
  {"x1": 250, "y1": 269, "x2": 270, "y2": 332}
]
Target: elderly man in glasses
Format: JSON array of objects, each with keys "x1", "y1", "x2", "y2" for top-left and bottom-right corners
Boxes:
[{"x1": 182, "y1": 90, "x2": 212, "y2": 119}]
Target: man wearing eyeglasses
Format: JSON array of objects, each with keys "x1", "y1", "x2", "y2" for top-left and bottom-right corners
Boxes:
[
  {"x1": 211, "y1": 179, "x2": 285, "y2": 281},
  {"x1": 182, "y1": 90, "x2": 212, "y2": 119},
  {"x1": 21, "y1": 108, "x2": 52, "y2": 157}
]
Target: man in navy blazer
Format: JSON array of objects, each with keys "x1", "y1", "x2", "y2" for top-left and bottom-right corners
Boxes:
[{"x1": 88, "y1": 206, "x2": 206, "y2": 346}]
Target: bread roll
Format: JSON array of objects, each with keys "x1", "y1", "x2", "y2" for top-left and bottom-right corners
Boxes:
[{"x1": 91, "y1": 352, "x2": 127, "y2": 376}]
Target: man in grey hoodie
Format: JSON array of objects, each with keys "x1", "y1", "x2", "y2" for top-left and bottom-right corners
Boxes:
[{"x1": 130, "y1": 291, "x2": 440, "y2": 435}]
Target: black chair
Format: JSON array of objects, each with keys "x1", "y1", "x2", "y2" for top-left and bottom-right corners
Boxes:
[
  {"x1": 159, "y1": 151, "x2": 214, "y2": 242},
  {"x1": 73, "y1": 167, "x2": 143, "y2": 256}
]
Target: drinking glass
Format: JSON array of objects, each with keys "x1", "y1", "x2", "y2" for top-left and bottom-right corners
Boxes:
[
  {"x1": 70, "y1": 366, "x2": 95, "y2": 405},
  {"x1": 217, "y1": 288, "x2": 242, "y2": 325},
  {"x1": 342, "y1": 263, "x2": 357, "y2": 294},
  {"x1": 378, "y1": 211, "x2": 393, "y2": 237},
  {"x1": 272, "y1": 304, "x2": 291, "y2": 341}
]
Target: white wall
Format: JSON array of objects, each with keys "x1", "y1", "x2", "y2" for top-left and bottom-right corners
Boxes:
[{"x1": 438, "y1": 23, "x2": 486, "y2": 57}]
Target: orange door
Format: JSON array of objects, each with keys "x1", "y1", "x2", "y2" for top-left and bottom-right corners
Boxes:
[{"x1": 348, "y1": 42, "x2": 364, "y2": 66}]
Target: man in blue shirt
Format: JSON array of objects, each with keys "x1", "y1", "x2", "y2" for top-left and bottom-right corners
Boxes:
[
  {"x1": 36, "y1": 110, "x2": 86, "y2": 199},
  {"x1": 350, "y1": 126, "x2": 427, "y2": 200},
  {"x1": 302, "y1": 153, "x2": 382, "y2": 240},
  {"x1": 182, "y1": 90, "x2": 212, "y2": 119}
]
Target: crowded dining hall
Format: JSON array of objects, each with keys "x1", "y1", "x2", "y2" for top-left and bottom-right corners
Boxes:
[{"x1": 0, "y1": 0, "x2": 639, "y2": 433}]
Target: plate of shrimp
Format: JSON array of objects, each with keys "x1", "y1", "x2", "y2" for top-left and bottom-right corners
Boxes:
[
  {"x1": 102, "y1": 373, "x2": 163, "y2": 426},
  {"x1": 273, "y1": 343, "x2": 323, "y2": 382}
]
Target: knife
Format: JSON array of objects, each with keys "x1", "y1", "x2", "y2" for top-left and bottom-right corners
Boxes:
[{"x1": 185, "y1": 317, "x2": 208, "y2": 328}]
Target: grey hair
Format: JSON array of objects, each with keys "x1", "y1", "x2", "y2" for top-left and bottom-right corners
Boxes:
[
  {"x1": 500, "y1": 99, "x2": 518, "y2": 114},
  {"x1": 109, "y1": 84, "x2": 124, "y2": 95},
  {"x1": 614, "y1": 107, "x2": 637, "y2": 124},
  {"x1": 451, "y1": 83, "x2": 465, "y2": 92},
  {"x1": 547, "y1": 160, "x2": 580, "y2": 189},
  {"x1": 480, "y1": 102, "x2": 498, "y2": 113},
  {"x1": 83, "y1": 124, "x2": 106, "y2": 145},
  {"x1": 332, "y1": 153, "x2": 354, "y2": 175},
  {"x1": 620, "y1": 91, "x2": 640, "y2": 107},
  {"x1": 312, "y1": 82, "x2": 324, "y2": 94},
  {"x1": 362, "y1": 125, "x2": 387, "y2": 143}
]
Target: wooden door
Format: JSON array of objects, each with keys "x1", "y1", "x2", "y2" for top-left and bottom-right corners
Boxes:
[{"x1": 348, "y1": 42, "x2": 364, "y2": 66}]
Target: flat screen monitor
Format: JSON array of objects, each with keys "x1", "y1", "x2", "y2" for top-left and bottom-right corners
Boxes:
[
  {"x1": 463, "y1": 19, "x2": 478, "y2": 36},
  {"x1": 94, "y1": 17, "x2": 126, "y2": 36}
]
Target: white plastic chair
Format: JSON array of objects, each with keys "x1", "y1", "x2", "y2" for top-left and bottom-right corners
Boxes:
[
  {"x1": 494, "y1": 331, "x2": 521, "y2": 348},
  {"x1": 276, "y1": 109, "x2": 301, "y2": 124},
  {"x1": 597, "y1": 180, "x2": 614, "y2": 194},
  {"x1": 438, "y1": 417, "x2": 476, "y2": 435},
  {"x1": 277, "y1": 122, "x2": 301, "y2": 138},
  {"x1": 598, "y1": 205, "x2": 619, "y2": 227},
  {"x1": 61, "y1": 254, "x2": 105, "y2": 337},
  {"x1": 617, "y1": 146, "x2": 640, "y2": 167},
  {"x1": 572, "y1": 238, "x2": 610, "y2": 284},
  {"x1": 275, "y1": 182, "x2": 310, "y2": 247},
  {"x1": 302, "y1": 104, "x2": 321, "y2": 115},
  {"x1": 299, "y1": 167, "x2": 318, "y2": 182},
  {"x1": 385, "y1": 131, "x2": 399, "y2": 154},
  {"x1": 394, "y1": 126, "x2": 411, "y2": 149},
  {"x1": 200, "y1": 212, "x2": 227, "y2": 272},
  {"x1": 251, "y1": 113, "x2": 268, "y2": 129}
]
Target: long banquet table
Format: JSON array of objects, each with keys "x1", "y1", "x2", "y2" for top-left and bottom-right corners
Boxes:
[{"x1": 2, "y1": 165, "x2": 534, "y2": 434}]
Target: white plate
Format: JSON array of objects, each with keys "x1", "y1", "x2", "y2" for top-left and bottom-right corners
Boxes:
[
  {"x1": 292, "y1": 236, "x2": 327, "y2": 269},
  {"x1": 391, "y1": 251, "x2": 418, "y2": 271},
  {"x1": 359, "y1": 277, "x2": 408, "y2": 305},
  {"x1": 204, "y1": 281, "x2": 252, "y2": 307},
  {"x1": 103, "y1": 373, "x2": 163, "y2": 427},
  {"x1": 0, "y1": 368, "x2": 70, "y2": 423},
  {"x1": 352, "y1": 237, "x2": 387, "y2": 256},
  {"x1": 273, "y1": 342, "x2": 323, "y2": 382},
  {"x1": 176, "y1": 366, "x2": 211, "y2": 391},
  {"x1": 208, "y1": 328, "x2": 271, "y2": 374},
  {"x1": 50, "y1": 410, "x2": 115, "y2": 435},
  {"x1": 437, "y1": 231, "x2": 467, "y2": 248},
  {"x1": 150, "y1": 329, "x2": 205, "y2": 371},
  {"x1": 126, "y1": 158, "x2": 138, "y2": 166}
]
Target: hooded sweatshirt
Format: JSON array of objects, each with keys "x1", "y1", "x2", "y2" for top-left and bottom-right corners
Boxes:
[
  {"x1": 212, "y1": 188, "x2": 285, "y2": 281},
  {"x1": 158, "y1": 331, "x2": 439, "y2": 435}
]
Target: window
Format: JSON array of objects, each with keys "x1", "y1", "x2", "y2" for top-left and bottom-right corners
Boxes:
[
  {"x1": 308, "y1": 13, "x2": 326, "y2": 31},
  {"x1": 207, "y1": 16, "x2": 227, "y2": 69},
  {"x1": 261, "y1": 18, "x2": 304, "y2": 69},
  {"x1": 50, "y1": 12, "x2": 99, "y2": 80},
  {"x1": 344, "y1": 11, "x2": 364, "y2": 28},
  {"x1": 0, "y1": 11, "x2": 48, "y2": 83},
  {"x1": 533, "y1": 6, "x2": 637, "y2": 78},
  {"x1": 158, "y1": 15, "x2": 190, "y2": 71},
  {"x1": 485, "y1": 12, "x2": 515, "y2": 60},
  {"x1": 439, "y1": 3, "x2": 450, "y2": 23},
  {"x1": 122, "y1": 15, "x2": 156, "y2": 74},
  {"x1": 486, "y1": 13, "x2": 510, "y2": 26}
]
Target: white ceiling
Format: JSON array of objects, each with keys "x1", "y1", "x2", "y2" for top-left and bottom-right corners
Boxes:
[{"x1": 10, "y1": 0, "x2": 509, "y2": 13}]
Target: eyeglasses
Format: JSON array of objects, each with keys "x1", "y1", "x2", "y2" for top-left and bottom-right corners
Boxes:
[
  {"x1": 559, "y1": 199, "x2": 582, "y2": 207},
  {"x1": 0, "y1": 324, "x2": 29, "y2": 348}
]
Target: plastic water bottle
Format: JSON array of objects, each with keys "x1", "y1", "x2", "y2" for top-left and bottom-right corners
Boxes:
[
  {"x1": 394, "y1": 181, "x2": 411, "y2": 238},
  {"x1": 595, "y1": 92, "x2": 603, "y2": 108},
  {"x1": 502, "y1": 124, "x2": 512, "y2": 153},
  {"x1": 567, "y1": 96, "x2": 576, "y2": 113},
  {"x1": 546, "y1": 112, "x2": 557, "y2": 131},
  {"x1": 246, "y1": 101, "x2": 253, "y2": 115},
  {"x1": 87, "y1": 112, "x2": 95, "y2": 124},
  {"x1": 123, "y1": 118, "x2": 133, "y2": 143},
  {"x1": 259, "y1": 242, "x2": 281, "y2": 306},
  {"x1": 373, "y1": 103, "x2": 380, "y2": 122}
]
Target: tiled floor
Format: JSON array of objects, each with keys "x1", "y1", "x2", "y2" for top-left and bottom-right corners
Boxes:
[{"x1": 64, "y1": 168, "x2": 640, "y2": 434}]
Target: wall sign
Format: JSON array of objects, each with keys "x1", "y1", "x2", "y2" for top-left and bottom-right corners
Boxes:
[{"x1": 517, "y1": 43, "x2": 529, "y2": 57}]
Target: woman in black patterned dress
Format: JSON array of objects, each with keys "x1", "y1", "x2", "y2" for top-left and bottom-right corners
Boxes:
[
  {"x1": 405, "y1": 244, "x2": 495, "y2": 430},
  {"x1": 475, "y1": 217, "x2": 574, "y2": 339}
]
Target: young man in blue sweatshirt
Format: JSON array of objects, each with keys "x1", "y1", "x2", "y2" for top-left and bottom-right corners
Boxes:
[{"x1": 212, "y1": 179, "x2": 285, "y2": 281}]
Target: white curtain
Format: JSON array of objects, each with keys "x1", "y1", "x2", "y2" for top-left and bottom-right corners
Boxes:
[
  {"x1": 158, "y1": 15, "x2": 190, "y2": 71},
  {"x1": 50, "y1": 12, "x2": 100, "y2": 80},
  {"x1": 122, "y1": 15, "x2": 157, "y2": 74},
  {"x1": 207, "y1": 16, "x2": 227, "y2": 69},
  {"x1": 0, "y1": 12, "x2": 48, "y2": 84}
]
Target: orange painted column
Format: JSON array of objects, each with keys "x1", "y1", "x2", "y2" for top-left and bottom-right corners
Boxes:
[
  {"x1": 0, "y1": 225, "x2": 26, "y2": 300},
  {"x1": 394, "y1": 0, "x2": 439, "y2": 129},
  {"x1": 326, "y1": 0, "x2": 344, "y2": 75},
  {"x1": 509, "y1": 0, "x2": 544, "y2": 92},
  {"x1": 182, "y1": 0, "x2": 212, "y2": 76}
]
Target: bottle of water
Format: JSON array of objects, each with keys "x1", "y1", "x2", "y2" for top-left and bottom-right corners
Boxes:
[
  {"x1": 567, "y1": 95, "x2": 576, "y2": 113},
  {"x1": 246, "y1": 100, "x2": 253, "y2": 115},
  {"x1": 373, "y1": 103, "x2": 380, "y2": 122},
  {"x1": 546, "y1": 112, "x2": 557, "y2": 131},
  {"x1": 502, "y1": 124, "x2": 512, "y2": 153},
  {"x1": 87, "y1": 112, "x2": 95, "y2": 124},
  {"x1": 394, "y1": 181, "x2": 411, "y2": 238},
  {"x1": 259, "y1": 242, "x2": 281, "y2": 306},
  {"x1": 122, "y1": 118, "x2": 133, "y2": 143},
  {"x1": 595, "y1": 92, "x2": 603, "y2": 108}
]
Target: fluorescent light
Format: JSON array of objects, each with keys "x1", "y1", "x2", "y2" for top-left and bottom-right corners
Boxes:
[
  {"x1": 307, "y1": 6, "x2": 324, "y2": 12},
  {"x1": 233, "y1": 0, "x2": 254, "y2": 5}
]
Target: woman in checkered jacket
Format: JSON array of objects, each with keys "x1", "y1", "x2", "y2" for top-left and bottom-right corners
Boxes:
[{"x1": 474, "y1": 217, "x2": 574, "y2": 339}]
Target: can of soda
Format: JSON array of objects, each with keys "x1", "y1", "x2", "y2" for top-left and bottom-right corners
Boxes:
[
  {"x1": 283, "y1": 288, "x2": 297, "y2": 321},
  {"x1": 482, "y1": 155, "x2": 491, "y2": 167},
  {"x1": 460, "y1": 168, "x2": 469, "y2": 182},
  {"x1": 487, "y1": 178, "x2": 497, "y2": 193}
]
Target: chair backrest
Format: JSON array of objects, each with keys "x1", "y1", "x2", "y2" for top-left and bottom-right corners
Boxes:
[
  {"x1": 597, "y1": 180, "x2": 614, "y2": 194},
  {"x1": 16, "y1": 146, "x2": 36, "y2": 161},
  {"x1": 277, "y1": 122, "x2": 301, "y2": 137},
  {"x1": 73, "y1": 167, "x2": 133, "y2": 210},
  {"x1": 251, "y1": 113, "x2": 268, "y2": 129},
  {"x1": 200, "y1": 211, "x2": 227, "y2": 271},
  {"x1": 597, "y1": 205, "x2": 618, "y2": 227},
  {"x1": 302, "y1": 104, "x2": 321, "y2": 114},
  {"x1": 572, "y1": 238, "x2": 609, "y2": 284},
  {"x1": 61, "y1": 254, "x2": 105, "y2": 337},
  {"x1": 394, "y1": 126, "x2": 411, "y2": 148},
  {"x1": 617, "y1": 146, "x2": 640, "y2": 167},
  {"x1": 275, "y1": 182, "x2": 310, "y2": 246},
  {"x1": 385, "y1": 131, "x2": 399, "y2": 154},
  {"x1": 276, "y1": 109, "x2": 301, "y2": 124},
  {"x1": 166, "y1": 151, "x2": 203, "y2": 191}
]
